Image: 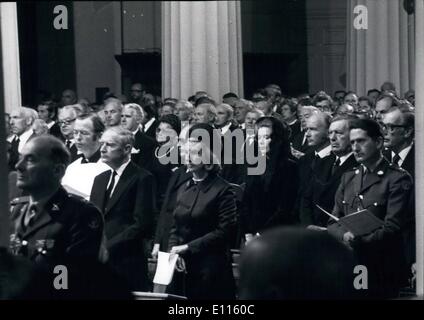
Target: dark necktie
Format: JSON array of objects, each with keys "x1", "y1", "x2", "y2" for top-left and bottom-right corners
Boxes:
[
  {"x1": 80, "y1": 156, "x2": 88, "y2": 164},
  {"x1": 65, "y1": 140, "x2": 72, "y2": 149},
  {"x1": 331, "y1": 157, "x2": 341, "y2": 175},
  {"x1": 392, "y1": 153, "x2": 401, "y2": 166},
  {"x1": 103, "y1": 170, "x2": 117, "y2": 211}
]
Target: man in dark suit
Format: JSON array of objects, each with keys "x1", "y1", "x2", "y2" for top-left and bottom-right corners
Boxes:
[
  {"x1": 328, "y1": 119, "x2": 412, "y2": 298},
  {"x1": 215, "y1": 103, "x2": 243, "y2": 184},
  {"x1": 140, "y1": 101, "x2": 159, "y2": 138},
  {"x1": 57, "y1": 105, "x2": 79, "y2": 162},
  {"x1": 300, "y1": 115, "x2": 358, "y2": 227},
  {"x1": 90, "y1": 127, "x2": 157, "y2": 291},
  {"x1": 9, "y1": 135, "x2": 104, "y2": 269},
  {"x1": 9, "y1": 107, "x2": 38, "y2": 169},
  {"x1": 37, "y1": 101, "x2": 62, "y2": 139},
  {"x1": 291, "y1": 106, "x2": 318, "y2": 157},
  {"x1": 297, "y1": 111, "x2": 332, "y2": 205},
  {"x1": 121, "y1": 103, "x2": 158, "y2": 169},
  {"x1": 381, "y1": 108, "x2": 415, "y2": 273}
]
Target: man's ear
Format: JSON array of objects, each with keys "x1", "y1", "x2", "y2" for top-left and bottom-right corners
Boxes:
[
  {"x1": 404, "y1": 127, "x2": 413, "y2": 140},
  {"x1": 376, "y1": 136, "x2": 384, "y2": 150},
  {"x1": 124, "y1": 144, "x2": 132, "y2": 154},
  {"x1": 54, "y1": 163, "x2": 66, "y2": 178},
  {"x1": 26, "y1": 117, "x2": 34, "y2": 127}
]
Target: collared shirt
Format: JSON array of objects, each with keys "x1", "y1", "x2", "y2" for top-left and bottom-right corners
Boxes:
[
  {"x1": 288, "y1": 119, "x2": 298, "y2": 126},
  {"x1": 18, "y1": 129, "x2": 34, "y2": 153},
  {"x1": 143, "y1": 117, "x2": 156, "y2": 133},
  {"x1": 46, "y1": 121, "x2": 55, "y2": 129},
  {"x1": 7, "y1": 134, "x2": 16, "y2": 143},
  {"x1": 392, "y1": 143, "x2": 413, "y2": 167},
  {"x1": 65, "y1": 138, "x2": 75, "y2": 148},
  {"x1": 338, "y1": 152, "x2": 354, "y2": 166},
  {"x1": 220, "y1": 122, "x2": 232, "y2": 135},
  {"x1": 106, "y1": 158, "x2": 131, "y2": 197},
  {"x1": 315, "y1": 144, "x2": 332, "y2": 159}
]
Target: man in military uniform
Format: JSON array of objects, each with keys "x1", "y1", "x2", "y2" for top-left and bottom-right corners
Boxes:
[
  {"x1": 328, "y1": 118, "x2": 413, "y2": 298},
  {"x1": 9, "y1": 135, "x2": 104, "y2": 269}
]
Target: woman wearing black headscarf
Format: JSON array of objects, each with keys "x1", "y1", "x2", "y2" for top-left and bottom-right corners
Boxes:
[{"x1": 241, "y1": 116, "x2": 299, "y2": 243}]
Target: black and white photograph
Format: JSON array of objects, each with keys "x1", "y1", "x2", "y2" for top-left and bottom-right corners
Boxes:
[{"x1": 0, "y1": 0, "x2": 423, "y2": 305}]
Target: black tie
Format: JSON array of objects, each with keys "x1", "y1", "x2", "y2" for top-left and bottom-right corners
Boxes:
[
  {"x1": 66, "y1": 140, "x2": 72, "y2": 149},
  {"x1": 80, "y1": 156, "x2": 88, "y2": 164},
  {"x1": 331, "y1": 157, "x2": 341, "y2": 175},
  {"x1": 103, "y1": 170, "x2": 117, "y2": 210},
  {"x1": 392, "y1": 153, "x2": 401, "y2": 166}
]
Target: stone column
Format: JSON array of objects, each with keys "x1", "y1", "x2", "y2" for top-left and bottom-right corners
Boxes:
[
  {"x1": 0, "y1": 2, "x2": 22, "y2": 113},
  {"x1": 346, "y1": 0, "x2": 414, "y2": 96},
  {"x1": 0, "y1": 2, "x2": 19, "y2": 246},
  {"x1": 415, "y1": 0, "x2": 424, "y2": 297},
  {"x1": 162, "y1": 1, "x2": 243, "y2": 101}
]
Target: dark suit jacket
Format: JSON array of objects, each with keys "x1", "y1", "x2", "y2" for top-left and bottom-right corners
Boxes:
[
  {"x1": 9, "y1": 186, "x2": 104, "y2": 268},
  {"x1": 49, "y1": 123, "x2": 63, "y2": 139},
  {"x1": 131, "y1": 129, "x2": 158, "y2": 170},
  {"x1": 329, "y1": 158, "x2": 412, "y2": 296},
  {"x1": 220, "y1": 122, "x2": 245, "y2": 184},
  {"x1": 383, "y1": 145, "x2": 414, "y2": 178},
  {"x1": 144, "y1": 119, "x2": 159, "y2": 139},
  {"x1": 90, "y1": 161, "x2": 156, "y2": 290},
  {"x1": 168, "y1": 173, "x2": 237, "y2": 299},
  {"x1": 241, "y1": 158, "x2": 299, "y2": 235},
  {"x1": 291, "y1": 130, "x2": 311, "y2": 154},
  {"x1": 288, "y1": 119, "x2": 301, "y2": 142},
  {"x1": 383, "y1": 145, "x2": 415, "y2": 266},
  {"x1": 300, "y1": 153, "x2": 358, "y2": 227},
  {"x1": 9, "y1": 132, "x2": 37, "y2": 171}
]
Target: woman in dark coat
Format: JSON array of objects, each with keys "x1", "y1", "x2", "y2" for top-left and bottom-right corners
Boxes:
[
  {"x1": 241, "y1": 116, "x2": 299, "y2": 243},
  {"x1": 167, "y1": 123, "x2": 237, "y2": 300}
]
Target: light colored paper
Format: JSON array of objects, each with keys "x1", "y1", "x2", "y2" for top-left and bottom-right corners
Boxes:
[
  {"x1": 153, "y1": 251, "x2": 179, "y2": 286},
  {"x1": 61, "y1": 160, "x2": 110, "y2": 200}
]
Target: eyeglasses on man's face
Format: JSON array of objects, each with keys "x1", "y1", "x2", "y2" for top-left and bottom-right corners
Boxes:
[
  {"x1": 381, "y1": 123, "x2": 407, "y2": 133},
  {"x1": 58, "y1": 118, "x2": 76, "y2": 126}
]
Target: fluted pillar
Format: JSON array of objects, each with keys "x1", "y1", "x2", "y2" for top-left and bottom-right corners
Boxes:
[
  {"x1": 346, "y1": 0, "x2": 414, "y2": 95},
  {"x1": 0, "y1": 2, "x2": 21, "y2": 113},
  {"x1": 0, "y1": 2, "x2": 18, "y2": 246},
  {"x1": 162, "y1": 1, "x2": 243, "y2": 101},
  {"x1": 415, "y1": 0, "x2": 424, "y2": 297}
]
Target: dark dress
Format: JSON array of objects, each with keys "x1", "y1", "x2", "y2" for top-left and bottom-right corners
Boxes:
[
  {"x1": 241, "y1": 155, "x2": 299, "y2": 235},
  {"x1": 168, "y1": 173, "x2": 237, "y2": 300}
]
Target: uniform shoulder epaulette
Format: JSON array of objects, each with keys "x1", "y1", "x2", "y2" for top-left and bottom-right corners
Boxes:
[{"x1": 10, "y1": 196, "x2": 30, "y2": 206}]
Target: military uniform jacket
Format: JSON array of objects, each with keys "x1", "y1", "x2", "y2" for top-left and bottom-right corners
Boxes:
[
  {"x1": 9, "y1": 186, "x2": 104, "y2": 267},
  {"x1": 329, "y1": 157, "x2": 413, "y2": 292}
]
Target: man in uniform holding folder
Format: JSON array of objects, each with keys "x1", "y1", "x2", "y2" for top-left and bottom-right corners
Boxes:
[{"x1": 328, "y1": 118, "x2": 413, "y2": 298}]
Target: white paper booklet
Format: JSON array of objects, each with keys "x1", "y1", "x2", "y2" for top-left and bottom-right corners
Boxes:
[{"x1": 153, "y1": 251, "x2": 179, "y2": 286}]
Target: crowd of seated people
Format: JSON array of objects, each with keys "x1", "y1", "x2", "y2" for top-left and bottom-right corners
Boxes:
[{"x1": 2, "y1": 81, "x2": 416, "y2": 299}]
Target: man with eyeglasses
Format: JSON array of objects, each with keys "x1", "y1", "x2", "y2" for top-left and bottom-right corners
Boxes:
[
  {"x1": 61, "y1": 114, "x2": 109, "y2": 199},
  {"x1": 328, "y1": 118, "x2": 412, "y2": 298},
  {"x1": 381, "y1": 107, "x2": 415, "y2": 276},
  {"x1": 57, "y1": 105, "x2": 79, "y2": 162},
  {"x1": 129, "y1": 83, "x2": 146, "y2": 104}
]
